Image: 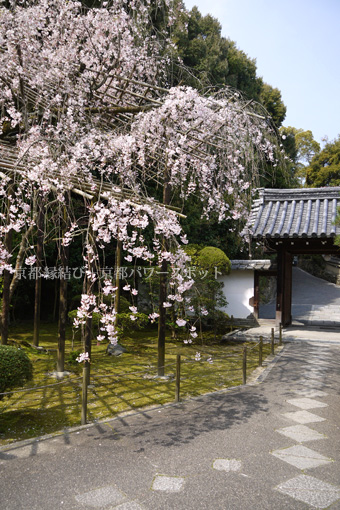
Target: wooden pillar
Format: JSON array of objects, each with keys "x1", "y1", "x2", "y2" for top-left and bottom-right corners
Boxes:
[
  {"x1": 283, "y1": 251, "x2": 292, "y2": 326},
  {"x1": 276, "y1": 248, "x2": 283, "y2": 327},
  {"x1": 253, "y1": 271, "x2": 259, "y2": 320},
  {"x1": 276, "y1": 246, "x2": 292, "y2": 327}
]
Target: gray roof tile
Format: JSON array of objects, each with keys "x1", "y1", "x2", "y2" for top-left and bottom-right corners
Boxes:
[
  {"x1": 231, "y1": 259, "x2": 273, "y2": 270},
  {"x1": 249, "y1": 188, "x2": 340, "y2": 239}
]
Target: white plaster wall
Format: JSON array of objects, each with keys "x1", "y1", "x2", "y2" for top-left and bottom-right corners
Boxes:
[{"x1": 218, "y1": 270, "x2": 254, "y2": 318}]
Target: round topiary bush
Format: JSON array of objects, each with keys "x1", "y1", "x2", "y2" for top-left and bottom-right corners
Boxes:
[
  {"x1": 197, "y1": 246, "x2": 231, "y2": 275},
  {"x1": 0, "y1": 345, "x2": 33, "y2": 399}
]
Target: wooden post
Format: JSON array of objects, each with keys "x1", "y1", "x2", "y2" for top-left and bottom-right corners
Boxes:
[
  {"x1": 242, "y1": 346, "x2": 247, "y2": 385},
  {"x1": 175, "y1": 354, "x2": 181, "y2": 403},
  {"x1": 279, "y1": 323, "x2": 282, "y2": 346},
  {"x1": 276, "y1": 247, "x2": 293, "y2": 327},
  {"x1": 253, "y1": 271, "x2": 259, "y2": 320},
  {"x1": 259, "y1": 336, "x2": 263, "y2": 367},
  {"x1": 271, "y1": 328, "x2": 275, "y2": 355},
  {"x1": 81, "y1": 362, "x2": 90, "y2": 425}
]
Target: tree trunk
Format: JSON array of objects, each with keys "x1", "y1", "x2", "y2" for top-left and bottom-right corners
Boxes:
[
  {"x1": 82, "y1": 227, "x2": 95, "y2": 386},
  {"x1": 33, "y1": 204, "x2": 44, "y2": 347},
  {"x1": 57, "y1": 240, "x2": 69, "y2": 373},
  {"x1": 157, "y1": 257, "x2": 168, "y2": 376},
  {"x1": 2, "y1": 199, "x2": 37, "y2": 345},
  {"x1": 1, "y1": 229, "x2": 13, "y2": 345},
  {"x1": 157, "y1": 176, "x2": 171, "y2": 376},
  {"x1": 1, "y1": 183, "x2": 14, "y2": 346},
  {"x1": 114, "y1": 239, "x2": 122, "y2": 323},
  {"x1": 9, "y1": 221, "x2": 36, "y2": 302},
  {"x1": 84, "y1": 315, "x2": 92, "y2": 386}
]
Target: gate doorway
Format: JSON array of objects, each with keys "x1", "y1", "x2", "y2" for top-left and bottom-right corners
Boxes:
[{"x1": 249, "y1": 187, "x2": 340, "y2": 327}]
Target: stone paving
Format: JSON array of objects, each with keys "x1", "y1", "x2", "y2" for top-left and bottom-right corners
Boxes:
[
  {"x1": 0, "y1": 340, "x2": 340, "y2": 509},
  {"x1": 271, "y1": 343, "x2": 340, "y2": 509}
]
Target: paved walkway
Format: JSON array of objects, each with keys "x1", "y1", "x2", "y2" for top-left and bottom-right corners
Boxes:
[
  {"x1": 1, "y1": 339, "x2": 340, "y2": 509},
  {"x1": 260, "y1": 267, "x2": 340, "y2": 325},
  {"x1": 231, "y1": 323, "x2": 340, "y2": 345}
]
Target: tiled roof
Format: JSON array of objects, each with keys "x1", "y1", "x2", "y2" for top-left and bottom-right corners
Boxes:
[
  {"x1": 249, "y1": 188, "x2": 340, "y2": 239},
  {"x1": 231, "y1": 259, "x2": 273, "y2": 270}
]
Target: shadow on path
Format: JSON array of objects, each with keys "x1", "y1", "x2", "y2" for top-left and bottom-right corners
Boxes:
[{"x1": 84, "y1": 388, "x2": 269, "y2": 451}]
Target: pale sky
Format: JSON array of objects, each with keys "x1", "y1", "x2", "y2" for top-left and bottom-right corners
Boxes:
[{"x1": 183, "y1": 0, "x2": 340, "y2": 146}]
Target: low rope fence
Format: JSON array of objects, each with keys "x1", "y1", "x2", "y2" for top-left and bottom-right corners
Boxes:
[{"x1": 0, "y1": 327, "x2": 283, "y2": 437}]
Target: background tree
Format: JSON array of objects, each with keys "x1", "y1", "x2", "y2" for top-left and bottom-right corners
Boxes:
[
  {"x1": 306, "y1": 136, "x2": 340, "y2": 187},
  {"x1": 171, "y1": 6, "x2": 286, "y2": 125},
  {"x1": 172, "y1": 6, "x2": 229, "y2": 88},
  {"x1": 169, "y1": 4, "x2": 290, "y2": 194},
  {"x1": 280, "y1": 126, "x2": 320, "y2": 185},
  {"x1": 295, "y1": 129, "x2": 321, "y2": 165},
  {"x1": 260, "y1": 84, "x2": 286, "y2": 127},
  {"x1": 224, "y1": 41, "x2": 263, "y2": 101}
]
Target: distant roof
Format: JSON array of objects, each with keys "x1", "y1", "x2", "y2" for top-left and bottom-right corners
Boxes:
[
  {"x1": 249, "y1": 187, "x2": 340, "y2": 239},
  {"x1": 231, "y1": 259, "x2": 273, "y2": 270}
]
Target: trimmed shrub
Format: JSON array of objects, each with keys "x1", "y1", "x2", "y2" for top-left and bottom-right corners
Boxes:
[
  {"x1": 0, "y1": 345, "x2": 33, "y2": 399},
  {"x1": 197, "y1": 246, "x2": 231, "y2": 275}
]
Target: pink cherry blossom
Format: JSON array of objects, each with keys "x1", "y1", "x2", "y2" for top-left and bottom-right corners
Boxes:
[
  {"x1": 176, "y1": 318, "x2": 186, "y2": 327},
  {"x1": 76, "y1": 352, "x2": 90, "y2": 363}
]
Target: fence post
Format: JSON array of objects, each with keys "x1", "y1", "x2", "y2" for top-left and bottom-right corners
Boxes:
[
  {"x1": 279, "y1": 323, "x2": 282, "y2": 346},
  {"x1": 271, "y1": 328, "x2": 275, "y2": 355},
  {"x1": 242, "y1": 346, "x2": 247, "y2": 385},
  {"x1": 175, "y1": 354, "x2": 181, "y2": 403},
  {"x1": 259, "y1": 336, "x2": 263, "y2": 367},
  {"x1": 81, "y1": 362, "x2": 89, "y2": 425}
]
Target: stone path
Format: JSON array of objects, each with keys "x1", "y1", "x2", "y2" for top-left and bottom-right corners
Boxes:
[
  {"x1": 272, "y1": 344, "x2": 340, "y2": 508},
  {"x1": 0, "y1": 341, "x2": 340, "y2": 509}
]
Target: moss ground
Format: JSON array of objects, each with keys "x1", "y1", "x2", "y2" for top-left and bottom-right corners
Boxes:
[{"x1": 0, "y1": 323, "x2": 272, "y2": 446}]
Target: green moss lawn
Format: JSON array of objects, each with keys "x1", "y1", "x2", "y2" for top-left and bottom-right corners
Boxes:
[{"x1": 0, "y1": 323, "x2": 272, "y2": 446}]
